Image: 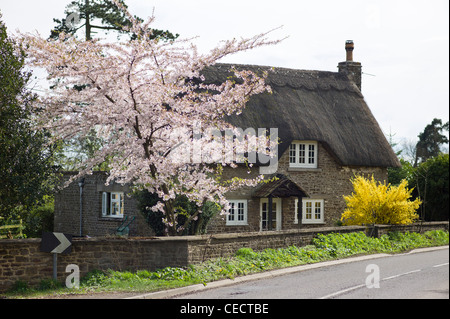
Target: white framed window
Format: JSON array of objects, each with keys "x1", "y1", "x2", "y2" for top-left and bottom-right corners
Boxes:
[
  {"x1": 289, "y1": 141, "x2": 318, "y2": 168},
  {"x1": 226, "y1": 200, "x2": 248, "y2": 226},
  {"x1": 294, "y1": 198, "x2": 324, "y2": 224},
  {"x1": 102, "y1": 192, "x2": 124, "y2": 218}
]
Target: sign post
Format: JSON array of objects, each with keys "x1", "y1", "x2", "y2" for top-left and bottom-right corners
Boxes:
[
  {"x1": 53, "y1": 253, "x2": 57, "y2": 280},
  {"x1": 40, "y1": 232, "x2": 73, "y2": 280}
]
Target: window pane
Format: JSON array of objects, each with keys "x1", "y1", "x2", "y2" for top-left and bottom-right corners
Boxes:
[
  {"x1": 262, "y1": 210, "x2": 267, "y2": 221},
  {"x1": 102, "y1": 192, "x2": 109, "y2": 216},
  {"x1": 308, "y1": 144, "x2": 315, "y2": 164},
  {"x1": 305, "y1": 202, "x2": 312, "y2": 219},
  {"x1": 271, "y1": 220, "x2": 277, "y2": 230},
  {"x1": 238, "y1": 202, "x2": 244, "y2": 221},
  {"x1": 111, "y1": 201, "x2": 119, "y2": 215},
  {"x1": 289, "y1": 144, "x2": 296, "y2": 164},
  {"x1": 271, "y1": 202, "x2": 277, "y2": 214},
  {"x1": 315, "y1": 202, "x2": 321, "y2": 219},
  {"x1": 299, "y1": 144, "x2": 306, "y2": 163},
  {"x1": 262, "y1": 220, "x2": 267, "y2": 230},
  {"x1": 110, "y1": 192, "x2": 124, "y2": 216},
  {"x1": 120, "y1": 194, "x2": 124, "y2": 215},
  {"x1": 262, "y1": 202, "x2": 267, "y2": 227},
  {"x1": 228, "y1": 203, "x2": 235, "y2": 221}
]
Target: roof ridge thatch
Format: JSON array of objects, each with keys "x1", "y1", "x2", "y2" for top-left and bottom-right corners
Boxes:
[{"x1": 206, "y1": 63, "x2": 362, "y2": 95}]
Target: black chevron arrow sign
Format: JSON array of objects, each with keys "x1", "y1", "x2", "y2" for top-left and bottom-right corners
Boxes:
[{"x1": 40, "y1": 232, "x2": 72, "y2": 254}]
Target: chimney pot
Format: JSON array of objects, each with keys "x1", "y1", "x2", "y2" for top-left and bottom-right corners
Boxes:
[{"x1": 345, "y1": 40, "x2": 354, "y2": 61}]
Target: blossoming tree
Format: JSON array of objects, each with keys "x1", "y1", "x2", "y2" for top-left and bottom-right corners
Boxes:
[{"x1": 20, "y1": 1, "x2": 282, "y2": 235}]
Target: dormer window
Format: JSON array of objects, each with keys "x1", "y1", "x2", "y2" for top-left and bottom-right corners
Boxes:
[{"x1": 289, "y1": 141, "x2": 318, "y2": 168}]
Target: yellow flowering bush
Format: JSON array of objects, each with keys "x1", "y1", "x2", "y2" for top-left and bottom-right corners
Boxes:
[{"x1": 341, "y1": 175, "x2": 421, "y2": 225}]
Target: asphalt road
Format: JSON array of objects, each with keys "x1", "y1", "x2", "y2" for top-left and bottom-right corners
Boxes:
[{"x1": 175, "y1": 247, "x2": 449, "y2": 299}]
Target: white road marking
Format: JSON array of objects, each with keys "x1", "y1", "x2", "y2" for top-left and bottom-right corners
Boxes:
[
  {"x1": 319, "y1": 269, "x2": 423, "y2": 299},
  {"x1": 382, "y1": 269, "x2": 422, "y2": 281},
  {"x1": 432, "y1": 263, "x2": 449, "y2": 268},
  {"x1": 318, "y1": 284, "x2": 367, "y2": 299}
]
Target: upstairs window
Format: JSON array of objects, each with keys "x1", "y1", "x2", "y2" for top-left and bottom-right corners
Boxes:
[
  {"x1": 289, "y1": 141, "x2": 318, "y2": 168},
  {"x1": 102, "y1": 192, "x2": 124, "y2": 218}
]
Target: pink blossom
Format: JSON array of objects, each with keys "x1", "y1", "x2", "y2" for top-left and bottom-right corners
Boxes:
[{"x1": 18, "y1": 0, "x2": 282, "y2": 235}]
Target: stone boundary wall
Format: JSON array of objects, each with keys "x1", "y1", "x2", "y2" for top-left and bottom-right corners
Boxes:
[{"x1": 0, "y1": 222, "x2": 448, "y2": 292}]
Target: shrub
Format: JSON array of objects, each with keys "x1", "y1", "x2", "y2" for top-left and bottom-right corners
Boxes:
[
  {"x1": 38, "y1": 279, "x2": 63, "y2": 291},
  {"x1": 235, "y1": 247, "x2": 257, "y2": 259},
  {"x1": 22, "y1": 195, "x2": 55, "y2": 238},
  {"x1": 135, "y1": 190, "x2": 219, "y2": 236},
  {"x1": 341, "y1": 175, "x2": 421, "y2": 226},
  {"x1": 9, "y1": 280, "x2": 28, "y2": 293}
]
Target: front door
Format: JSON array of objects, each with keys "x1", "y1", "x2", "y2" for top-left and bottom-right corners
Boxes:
[{"x1": 260, "y1": 198, "x2": 282, "y2": 231}]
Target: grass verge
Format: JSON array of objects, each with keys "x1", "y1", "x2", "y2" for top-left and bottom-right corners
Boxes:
[{"x1": 3, "y1": 230, "x2": 449, "y2": 298}]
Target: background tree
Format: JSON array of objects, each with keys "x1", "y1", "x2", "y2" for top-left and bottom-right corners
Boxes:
[
  {"x1": 21, "y1": 0, "x2": 282, "y2": 236},
  {"x1": 409, "y1": 153, "x2": 449, "y2": 221},
  {"x1": 400, "y1": 139, "x2": 418, "y2": 165},
  {"x1": 50, "y1": 0, "x2": 178, "y2": 41},
  {"x1": 386, "y1": 121, "x2": 449, "y2": 222},
  {"x1": 414, "y1": 118, "x2": 449, "y2": 166},
  {"x1": 0, "y1": 14, "x2": 57, "y2": 221},
  {"x1": 56, "y1": 128, "x2": 110, "y2": 171},
  {"x1": 386, "y1": 130, "x2": 408, "y2": 185},
  {"x1": 388, "y1": 158, "x2": 415, "y2": 186}
]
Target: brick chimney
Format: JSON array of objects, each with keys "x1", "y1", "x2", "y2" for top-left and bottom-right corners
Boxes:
[{"x1": 338, "y1": 40, "x2": 362, "y2": 91}]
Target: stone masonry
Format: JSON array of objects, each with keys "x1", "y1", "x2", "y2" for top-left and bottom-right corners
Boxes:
[
  {"x1": 54, "y1": 172, "x2": 154, "y2": 237},
  {"x1": 207, "y1": 142, "x2": 388, "y2": 233}
]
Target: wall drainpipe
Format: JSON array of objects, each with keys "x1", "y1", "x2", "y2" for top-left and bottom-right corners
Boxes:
[{"x1": 78, "y1": 178, "x2": 85, "y2": 237}]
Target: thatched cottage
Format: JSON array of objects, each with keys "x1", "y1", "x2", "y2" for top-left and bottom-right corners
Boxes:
[{"x1": 54, "y1": 41, "x2": 400, "y2": 237}]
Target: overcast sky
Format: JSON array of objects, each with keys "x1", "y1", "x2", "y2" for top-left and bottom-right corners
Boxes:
[{"x1": 1, "y1": 0, "x2": 449, "y2": 149}]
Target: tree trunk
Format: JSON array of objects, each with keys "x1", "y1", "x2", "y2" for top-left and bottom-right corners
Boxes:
[{"x1": 85, "y1": 0, "x2": 91, "y2": 40}]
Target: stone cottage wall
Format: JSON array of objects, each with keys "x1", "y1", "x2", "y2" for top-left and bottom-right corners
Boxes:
[
  {"x1": 54, "y1": 172, "x2": 153, "y2": 237},
  {"x1": 276, "y1": 142, "x2": 388, "y2": 227},
  {"x1": 54, "y1": 142, "x2": 389, "y2": 237},
  {"x1": 208, "y1": 142, "x2": 388, "y2": 233}
]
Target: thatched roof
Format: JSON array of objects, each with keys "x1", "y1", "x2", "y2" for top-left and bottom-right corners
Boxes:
[{"x1": 203, "y1": 63, "x2": 400, "y2": 168}]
